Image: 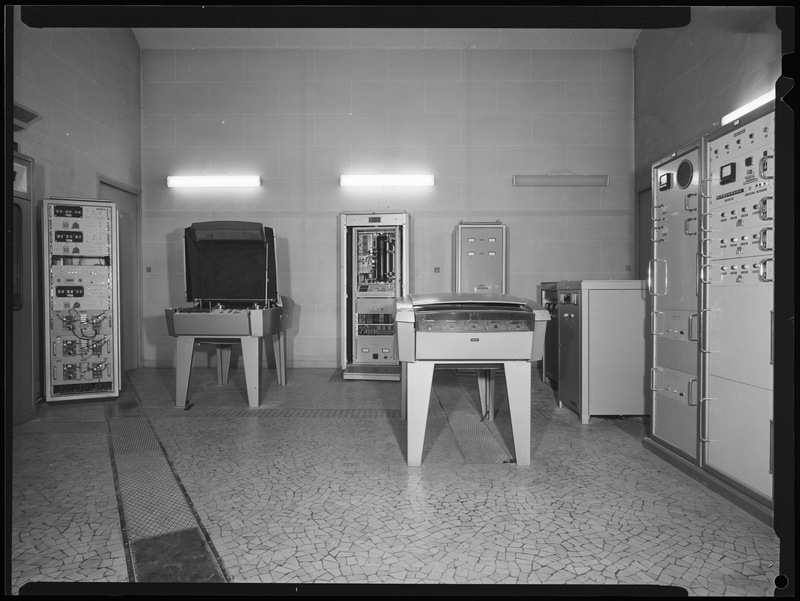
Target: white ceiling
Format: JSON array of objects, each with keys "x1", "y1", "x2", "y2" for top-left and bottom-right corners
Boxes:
[{"x1": 132, "y1": 28, "x2": 641, "y2": 50}]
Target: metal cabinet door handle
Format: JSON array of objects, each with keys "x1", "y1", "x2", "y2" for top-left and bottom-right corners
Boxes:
[
  {"x1": 687, "y1": 378, "x2": 698, "y2": 407},
  {"x1": 648, "y1": 259, "x2": 667, "y2": 296},
  {"x1": 688, "y1": 313, "x2": 699, "y2": 342},
  {"x1": 699, "y1": 309, "x2": 713, "y2": 354}
]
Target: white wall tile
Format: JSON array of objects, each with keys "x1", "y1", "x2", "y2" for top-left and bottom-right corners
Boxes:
[
  {"x1": 498, "y1": 81, "x2": 565, "y2": 113},
  {"x1": 76, "y1": 73, "x2": 117, "y2": 129},
  {"x1": 531, "y1": 112, "x2": 602, "y2": 146},
  {"x1": 175, "y1": 48, "x2": 245, "y2": 82},
  {"x1": 352, "y1": 81, "x2": 425, "y2": 114},
  {"x1": 315, "y1": 114, "x2": 389, "y2": 146},
  {"x1": 279, "y1": 81, "x2": 352, "y2": 114},
  {"x1": 21, "y1": 36, "x2": 76, "y2": 107},
  {"x1": 141, "y1": 49, "x2": 176, "y2": 82},
  {"x1": 531, "y1": 49, "x2": 602, "y2": 80},
  {"x1": 426, "y1": 145, "x2": 498, "y2": 178},
  {"x1": 464, "y1": 114, "x2": 531, "y2": 146},
  {"x1": 566, "y1": 81, "x2": 633, "y2": 113},
  {"x1": 462, "y1": 49, "x2": 532, "y2": 80},
  {"x1": 387, "y1": 49, "x2": 461, "y2": 81},
  {"x1": 175, "y1": 114, "x2": 245, "y2": 147},
  {"x1": 51, "y1": 29, "x2": 96, "y2": 81},
  {"x1": 209, "y1": 82, "x2": 280, "y2": 114},
  {"x1": 142, "y1": 82, "x2": 210, "y2": 115},
  {"x1": 314, "y1": 49, "x2": 388, "y2": 81},
  {"x1": 245, "y1": 48, "x2": 315, "y2": 81},
  {"x1": 244, "y1": 114, "x2": 315, "y2": 147},
  {"x1": 424, "y1": 80, "x2": 497, "y2": 114}
]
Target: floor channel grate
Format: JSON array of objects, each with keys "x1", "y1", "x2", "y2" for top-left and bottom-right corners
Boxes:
[
  {"x1": 106, "y1": 413, "x2": 227, "y2": 583},
  {"x1": 435, "y1": 390, "x2": 513, "y2": 465}
]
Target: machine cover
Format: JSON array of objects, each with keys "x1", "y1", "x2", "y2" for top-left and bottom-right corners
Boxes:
[{"x1": 184, "y1": 221, "x2": 278, "y2": 304}]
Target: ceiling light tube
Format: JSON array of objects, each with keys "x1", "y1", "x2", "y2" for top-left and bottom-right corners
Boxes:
[
  {"x1": 340, "y1": 174, "x2": 434, "y2": 187},
  {"x1": 720, "y1": 90, "x2": 776, "y2": 126},
  {"x1": 512, "y1": 174, "x2": 609, "y2": 187},
  {"x1": 167, "y1": 175, "x2": 262, "y2": 188}
]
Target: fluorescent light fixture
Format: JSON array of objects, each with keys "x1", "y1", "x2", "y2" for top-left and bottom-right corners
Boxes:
[
  {"x1": 166, "y1": 175, "x2": 262, "y2": 188},
  {"x1": 340, "y1": 174, "x2": 434, "y2": 187},
  {"x1": 512, "y1": 174, "x2": 609, "y2": 187},
  {"x1": 721, "y1": 90, "x2": 776, "y2": 126}
]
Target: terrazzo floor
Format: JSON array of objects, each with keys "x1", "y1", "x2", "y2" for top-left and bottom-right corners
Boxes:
[{"x1": 9, "y1": 366, "x2": 783, "y2": 595}]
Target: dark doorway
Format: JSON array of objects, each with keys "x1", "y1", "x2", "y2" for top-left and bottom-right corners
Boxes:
[{"x1": 99, "y1": 178, "x2": 142, "y2": 372}]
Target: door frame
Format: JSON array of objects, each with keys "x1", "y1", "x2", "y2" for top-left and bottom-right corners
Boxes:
[
  {"x1": 635, "y1": 186, "x2": 652, "y2": 281},
  {"x1": 97, "y1": 174, "x2": 143, "y2": 371}
]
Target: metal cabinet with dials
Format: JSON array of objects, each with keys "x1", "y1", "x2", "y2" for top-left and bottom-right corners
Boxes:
[
  {"x1": 700, "y1": 105, "x2": 775, "y2": 506},
  {"x1": 647, "y1": 142, "x2": 702, "y2": 463},
  {"x1": 643, "y1": 102, "x2": 775, "y2": 526}
]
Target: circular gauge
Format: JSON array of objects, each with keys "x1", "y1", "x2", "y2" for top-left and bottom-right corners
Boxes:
[{"x1": 676, "y1": 159, "x2": 694, "y2": 189}]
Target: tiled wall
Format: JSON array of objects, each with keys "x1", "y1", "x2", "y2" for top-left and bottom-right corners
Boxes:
[
  {"x1": 11, "y1": 7, "x2": 141, "y2": 198},
  {"x1": 141, "y1": 46, "x2": 635, "y2": 368},
  {"x1": 633, "y1": 6, "x2": 782, "y2": 190}
]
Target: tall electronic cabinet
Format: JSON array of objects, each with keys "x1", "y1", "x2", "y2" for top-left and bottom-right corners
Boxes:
[
  {"x1": 648, "y1": 142, "x2": 702, "y2": 463},
  {"x1": 43, "y1": 198, "x2": 121, "y2": 402},
  {"x1": 701, "y1": 105, "x2": 775, "y2": 507},
  {"x1": 644, "y1": 102, "x2": 775, "y2": 524},
  {"x1": 341, "y1": 211, "x2": 410, "y2": 381},
  {"x1": 453, "y1": 221, "x2": 507, "y2": 294}
]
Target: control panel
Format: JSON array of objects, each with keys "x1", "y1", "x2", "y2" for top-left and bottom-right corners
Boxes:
[
  {"x1": 453, "y1": 221, "x2": 507, "y2": 294},
  {"x1": 43, "y1": 199, "x2": 121, "y2": 401},
  {"x1": 700, "y1": 104, "x2": 774, "y2": 502}
]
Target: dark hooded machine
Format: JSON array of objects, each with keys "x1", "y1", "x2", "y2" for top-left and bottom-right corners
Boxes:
[{"x1": 165, "y1": 221, "x2": 288, "y2": 408}]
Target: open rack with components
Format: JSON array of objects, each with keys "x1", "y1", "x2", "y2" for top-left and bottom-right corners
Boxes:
[
  {"x1": 43, "y1": 198, "x2": 121, "y2": 402},
  {"x1": 340, "y1": 211, "x2": 410, "y2": 381}
]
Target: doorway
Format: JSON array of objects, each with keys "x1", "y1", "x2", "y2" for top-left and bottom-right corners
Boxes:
[{"x1": 99, "y1": 178, "x2": 142, "y2": 372}]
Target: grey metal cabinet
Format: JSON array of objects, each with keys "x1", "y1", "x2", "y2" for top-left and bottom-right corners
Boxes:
[
  {"x1": 701, "y1": 106, "x2": 775, "y2": 505},
  {"x1": 644, "y1": 103, "x2": 775, "y2": 525},
  {"x1": 555, "y1": 280, "x2": 649, "y2": 425},
  {"x1": 648, "y1": 144, "x2": 702, "y2": 463}
]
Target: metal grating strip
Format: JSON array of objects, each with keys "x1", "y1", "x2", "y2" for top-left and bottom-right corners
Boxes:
[
  {"x1": 108, "y1": 417, "x2": 161, "y2": 455},
  {"x1": 113, "y1": 450, "x2": 198, "y2": 542},
  {"x1": 435, "y1": 391, "x2": 512, "y2": 464}
]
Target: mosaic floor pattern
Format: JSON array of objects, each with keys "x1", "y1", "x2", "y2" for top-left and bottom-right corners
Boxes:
[{"x1": 10, "y1": 367, "x2": 782, "y2": 595}]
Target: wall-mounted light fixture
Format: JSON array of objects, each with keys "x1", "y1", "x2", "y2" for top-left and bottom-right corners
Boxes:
[
  {"x1": 166, "y1": 175, "x2": 262, "y2": 188},
  {"x1": 512, "y1": 174, "x2": 609, "y2": 187},
  {"x1": 720, "y1": 90, "x2": 776, "y2": 126},
  {"x1": 340, "y1": 174, "x2": 434, "y2": 187}
]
